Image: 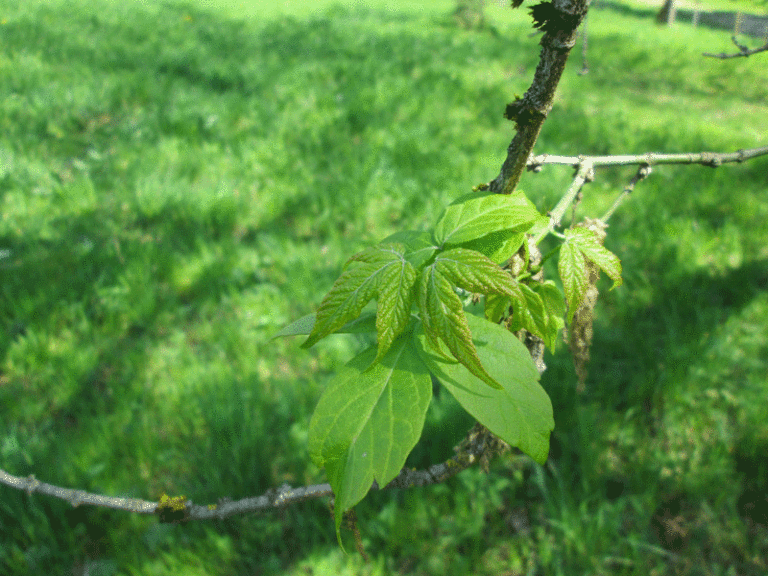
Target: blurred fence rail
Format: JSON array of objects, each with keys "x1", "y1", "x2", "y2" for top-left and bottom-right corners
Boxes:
[{"x1": 596, "y1": 0, "x2": 768, "y2": 40}]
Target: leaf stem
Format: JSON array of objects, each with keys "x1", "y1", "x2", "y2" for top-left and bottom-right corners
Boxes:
[{"x1": 533, "y1": 160, "x2": 594, "y2": 244}]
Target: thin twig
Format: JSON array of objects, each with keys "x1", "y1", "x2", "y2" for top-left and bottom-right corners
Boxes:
[
  {"x1": 602, "y1": 163, "x2": 652, "y2": 222},
  {"x1": 533, "y1": 159, "x2": 594, "y2": 243},
  {"x1": 704, "y1": 36, "x2": 768, "y2": 59},
  {"x1": 529, "y1": 145, "x2": 768, "y2": 237},
  {"x1": 0, "y1": 470, "x2": 157, "y2": 514},
  {"x1": 0, "y1": 424, "x2": 500, "y2": 522},
  {"x1": 527, "y1": 145, "x2": 768, "y2": 169}
]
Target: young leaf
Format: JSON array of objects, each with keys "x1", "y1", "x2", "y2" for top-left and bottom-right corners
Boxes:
[
  {"x1": 303, "y1": 243, "x2": 418, "y2": 361},
  {"x1": 564, "y1": 227, "x2": 623, "y2": 289},
  {"x1": 433, "y1": 192, "x2": 540, "y2": 247},
  {"x1": 484, "y1": 293, "x2": 510, "y2": 325},
  {"x1": 302, "y1": 258, "x2": 383, "y2": 348},
  {"x1": 308, "y1": 337, "x2": 432, "y2": 543},
  {"x1": 346, "y1": 242, "x2": 406, "y2": 266},
  {"x1": 434, "y1": 248, "x2": 552, "y2": 346},
  {"x1": 415, "y1": 314, "x2": 554, "y2": 464},
  {"x1": 530, "y1": 280, "x2": 565, "y2": 350},
  {"x1": 507, "y1": 283, "x2": 550, "y2": 344},
  {"x1": 434, "y1": 248, "x2": 525, "y2": 299},
  {"x1": 558, "y1": 228, "x2": 623, "y2": 323},
  {"x1": 419, "y1": 248, "x2": 531, "y2": 390},
  {"x1": 484, "y1": 282, "x2": 563, "y2": 351},
  {"x1": 272, "y1": 312, "x2": 377, "y2": 339},
  {"x1": 273, "y1": 313, "x2": 317, "y2": 339},
  {"x1": 450, "y1": 229, "x2": 526, "y2": 264},
  {"x1": 378, "y1": 230, "x2": 438, "y2": 269},
  {"x1": 375, "y1": 260, "x2": 418, "y2": 364},
  {"x1": 418, "y1": 256, "x2": 490, "y2": 377},
  {"x1": 558, "y1": 240, "x2": 589, "y2": 324}
]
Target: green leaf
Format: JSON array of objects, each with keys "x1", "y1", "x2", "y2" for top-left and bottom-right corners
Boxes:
[
  {"x1": 272, "y1": 312, "x2": 377, "y2": 339},
  {"x1": 303, "y1": 243, "x2": 418, "y2": 361},
  {"x1": 530, "y1": 280, "x2": 565, "y2": 350},
  {"x1": 558, "y1": 240, "x2": 588, "y2": 324},
  {"x1": 433, "y1": 192, "x2": 540, "y2": 247},
  {"x1": 375, "y1": 259, "x2": 418, "y2": 364},
  {"x1": 418, "y1": 248, "x2": 528, "y2": 390},
  {"x1": 558, "y1": 228, "x2": 623, "y2": 323},
  {"x1": 308, "y1": 337, "x2": 432, "y2": 543},
  {"x1": 346, "y1": 242, "x2": 406, "y2": 266},
  {"x1": 484, "y1": 294, "x2": 510, "y2": 324},
  {"x1": 379, "y1": 230, "x2": 438, "y2": 269},
  {"x1": 428, "y1": 248, "x2": 550, "y2": 345},
  {"x1": 565, "y1": 228, "x2": 623, "y2": 289},
  {"x1": 434, "y1": 248, "x2": 524, "y2": 298},
  {"x1": 415, "y1": 314, "x2": 554, "y2": 464},
  {"x1": 418, "y1": 254, "x2": 480, "y2": 367},
  {"x1": 454, "y1": 229, "x2": 526, "y2": 264},
  {"x1": 273, "y1": 313, "x2": 317, "y2": 339},
  {"x1": 485, "y1": 282, "x2": 564, "y2": 351},
  {"x1": 507, "y1": 283, "x2": 549, "y2": 342}
]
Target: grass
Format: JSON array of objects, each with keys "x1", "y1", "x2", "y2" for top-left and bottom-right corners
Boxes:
[{"x1": 1, "y1": 0, "x2": 767, "y2": 574}]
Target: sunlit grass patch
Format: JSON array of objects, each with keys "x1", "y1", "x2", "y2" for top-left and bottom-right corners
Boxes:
[{"x1": 1, "y1": 0, "x2": 766, "y2": 574}]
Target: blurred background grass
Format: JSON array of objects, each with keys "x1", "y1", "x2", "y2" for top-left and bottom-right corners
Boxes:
[{"x1": 1, "y1": 0, "x2": 766, "y2": 574}]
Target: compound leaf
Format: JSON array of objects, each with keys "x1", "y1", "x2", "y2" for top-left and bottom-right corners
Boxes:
[
  {"x1": 419, "y1": 248, "x2": 531, "y2": 390},
  {"x1": 308, "y1": 337, "x2": 432, "y2": 543},
  {"x1": 435, "y1": 248, "x2": 524, "y2": 299},
  {"x1": 559, "y1": 228, "x2": 623, "y2": 323},
  {"x1": 484, "y1": 293, "x2": 510, "y2": 325},
  {"x1": 303, "y1": 243, "x2": 418, "y2": 361},
  {"x1": 507, "y1": 283, "x2": 549, "y2": 342},
  {"x1": 418, "y1": 256, "x2": 485, "y2": 374},
  {"x1": 415, "y1": 314, "x2": 554, "y2": 464},
  {"x1": 565, "y1": 227, "x2": 623, "y2": 289}
]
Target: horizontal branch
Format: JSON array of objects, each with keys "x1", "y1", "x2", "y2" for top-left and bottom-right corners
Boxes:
[
  {"x1": 530, "y1": 144, "x2": 768, "y2": 238},
  {"x1": 527, "y1": 145, "x2": 768, "y2": 170},
  {"x1": 0, "y1": 424, "x2": 503, "y2": 522},
  {"x1": 0, "y1": 469, "x2": 157, "y2": 514},
  {"x1": 704, "y1": 36, "x2": 768, "y2": 59}
]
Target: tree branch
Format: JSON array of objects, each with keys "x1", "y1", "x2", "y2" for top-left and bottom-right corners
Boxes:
[
  {"x1": 602, "y1": 163, "x2": 652, "y2": 222},
  {"x1": 527, "y1": 145, "x2": 768, "y2": 169},
  {"x1": 0, "y1": 470, "x2": 157, "y2": 514},
  {"x1": 0, "y1": 423, "x2": 504, "y2": 522},
  {"x1": 704, "y1": 35, "x2": 768, "y2": 59},
  {"x1": 489, "y1": 0, "x2": 590, "y2": 195},
  {"x1": 528, "y1": 145, "x2": 768, "y2": 232}
]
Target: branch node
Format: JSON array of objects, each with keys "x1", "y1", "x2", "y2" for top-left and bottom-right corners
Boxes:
[
  {"x1": 71, "y1": 490, "x2": 85, "y2": 507},
  {"x1": 702, "y1": 153, "x2": 722, "y2": 167},
  {"x1": 26, "y1": 474, "x2": 40, "y2": 495},
  {"x1": 273, "y1": 484, "x2": 292, "y2": 507}
]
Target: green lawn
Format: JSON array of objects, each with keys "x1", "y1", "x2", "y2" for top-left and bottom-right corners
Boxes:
[{"x1": 1, "y1": 0, "x2": 767, "y2": 574}]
